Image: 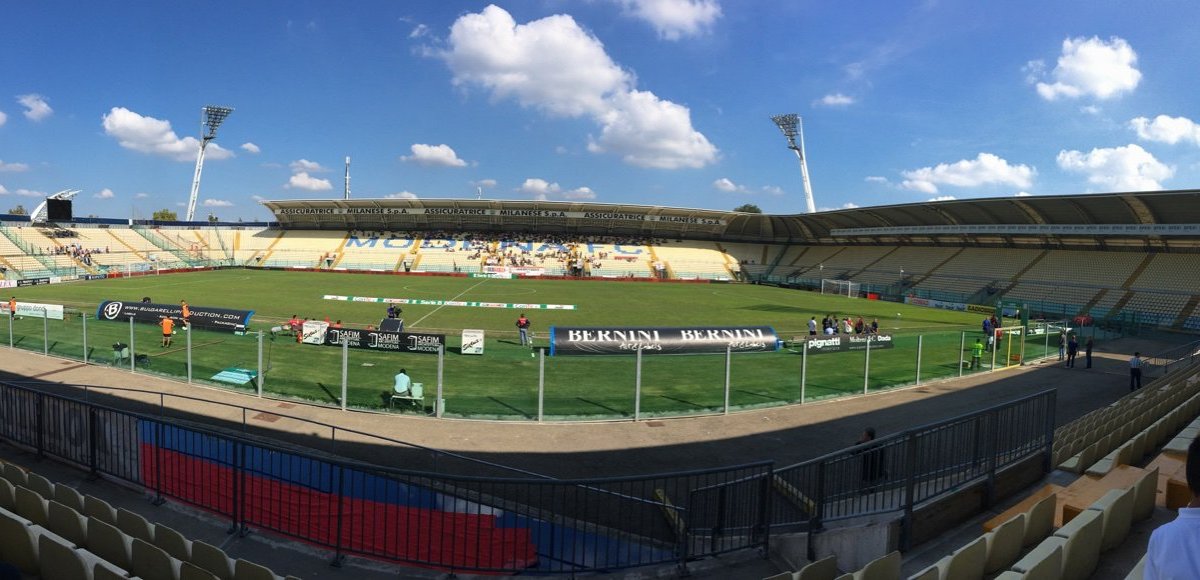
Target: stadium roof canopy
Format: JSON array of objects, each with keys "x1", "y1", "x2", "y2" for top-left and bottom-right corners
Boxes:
[{"x1": 262, "y1": 189, "x2": 1200, "y2": 251}]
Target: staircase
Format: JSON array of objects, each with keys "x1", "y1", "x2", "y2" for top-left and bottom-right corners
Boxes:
[
  {"x1": 998, "y1": 249, "x2": 1050, "y2": 294},
  {"x1": 909, "y1": 247, "x2": 966, "y2": 288},
  {"x1": 763, "y1": 244, "x2": 793, "y2": 278},
  {"x1": 131, "y1": 226, "x2": 198, "y2": 266},
  {"x1": 1171, "y1": 295, "x2": 1200, "y2": 330},
  {"x1": 209, "y1": 228, "x2": 232, "y2": 264}
]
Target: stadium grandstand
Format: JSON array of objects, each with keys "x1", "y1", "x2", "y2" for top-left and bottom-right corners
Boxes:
[{"x1": 0, "y1": 190, "x2": 1198, "y2": 578}]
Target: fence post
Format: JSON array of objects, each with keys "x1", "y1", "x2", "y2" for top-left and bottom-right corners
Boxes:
[
  {"x1": 35, "y1": 394, "x2": 44, "y2": 458},
  {"x1": 723, "y1": 346, "x2": 731, "y2": 415},
  {"x1": 807, "y1": 461, "x2": 827, "y2": 560},
  {"x1": 634, "y1": 348, "x2": 642, "y2": 421},
  {"x1": 958, "y1": 332, "x2": 966, "y2": 377},
  {"x1": 537, "y1": 348, "x2": 545, "y2": 423},
  {"x1": 331, "y1": 465, "x2": 346, "y2": 567},
  {"x1": 87, "y1": 407, "x2": 98, "y2": 476},
  {"x1": 985, "y1": 413, "x2": 1000, "y2": 507},
  {"x1": 129, "y1": 317, "x2": 136, "y2": 373},
  {"x1": 901, "y1": 432, "x2": 919, "y2": 551},
  {"x1": 257, "y1": 331, "x2": 265, "y2": 396},
  {"x1": 7, "y1": 310, "x2": 12, "y2": 348},
  {"x1": 757, "y1": 468, "x2": 773, "y2": 557},
  {"x1": 991, "y1": 332, "x2": 998, "y2": 371},
  {"x1": 186, "y1": 324, "x2": 192, "y2": 384},
  {"x1": 1043, "y1": 390, "x2": 1058, "y2": 473},
  {"x1": 1044, "y1": 328, "x2": 1050, "y2": 360},
  {"x1": 863, "y1": 335, "x2": 871, "y2": 395},
  {"x1": 800, "y1": 343, "x2": 807, "y2": 404},
  {"x1": 82, "y1": 314, "x2": 88, "y2": 364},
  {"x1": 436, "y1": 344, "x2": 444, "y2": 418},
  {"x1": 42, "y1": 311, "x2": 48, "y2": 355},
  {"x1": 915, "y1": 335, "x2": 923, "y2": 385},
  {"x1": 340, "y1": 336, "x2": 348, "y2": 411}
]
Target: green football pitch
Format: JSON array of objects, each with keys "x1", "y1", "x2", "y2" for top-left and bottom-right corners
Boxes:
[{"x1": 5, "y1": 269, "x2": 1043, "y2": 419}]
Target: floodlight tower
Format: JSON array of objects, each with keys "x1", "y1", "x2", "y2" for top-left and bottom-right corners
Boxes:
[
  {"x1": 186, "y1": 105, "x2": 234, "y2": 222},
  {"x1": 344, "y1": 156, "x2": 351, "y2": 200},
  {"x1": 771, "y1": 113, "x2": 817, "y2": 214}
]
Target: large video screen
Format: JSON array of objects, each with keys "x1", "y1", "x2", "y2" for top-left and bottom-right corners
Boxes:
[{"x1": 46, "y1": 199, "x2": 72, "y2": 221}]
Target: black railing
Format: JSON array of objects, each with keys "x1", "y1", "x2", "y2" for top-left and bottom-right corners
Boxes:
[{"x1": 772, "y1": 389, "x2": 1055, "y2": 543}]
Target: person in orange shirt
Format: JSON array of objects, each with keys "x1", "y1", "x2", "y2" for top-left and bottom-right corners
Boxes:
[
  {"x1": 160, "y1": 316, "x2": 175, "y2": 347},
  {"x1": 7, "y1": 296, "x2": 15, "y2": 320},
  {"x1": 180, "y1": 300, "x2": 191, "y2": 328}
]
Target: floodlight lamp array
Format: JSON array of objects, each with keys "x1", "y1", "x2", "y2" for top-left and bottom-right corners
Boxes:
[
  {"x1": 201, "y1": 105, "x2": 234, "y2": 139},
  {"x1": 771, "y1": 113, "x2": 800, "y2": 138}
]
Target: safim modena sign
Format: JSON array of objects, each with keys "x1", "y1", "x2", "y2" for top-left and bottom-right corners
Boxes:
[{"x1": 549, "y1": 326, "x2": 780, "y2": 356}]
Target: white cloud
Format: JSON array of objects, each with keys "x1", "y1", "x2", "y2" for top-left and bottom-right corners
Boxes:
[
  {"x1": 285, "y1": 172, "x2": 333, "y2": 191},
  {"x1": 928, "y1": 195, "x2": 957, "y2": 202},
  {"x1": 562, "y1": 187, "x2": 597, "y2": 200},
  {"x1": 817, "y1": 202, "x2": 859, "y2": 212},
  {"x1": 101, "y1": 107, "x2": 233, "y2": 162},
  {"x1": 760, "y1": 185, "x2": 784, "y2": 196},
  {"x1": 17, "y1": 94, "x2": 53, "y2": 121},
  {"x1": 518, "y1": 178, "x2": 561, "y2": 197},
  {"x1": 440, "y1": 5, "x2": 717, "y2": 169},
  {"x1": 0, "y1": 185, "x2": 7, "y2": 194},
  {"x1": 93, "y1": 188, "x2": 115, "y2": 199},
  {"x1": 1130, "y1": 115, "x2": 1200, "y2": 146},
  {"x1": 386, "y1": 191, "x2": 418, "y2": 199},
  {"x1": 1080, "y1": 105, "x2": 1101, "y2": 115},
  {"x1": 14, "y1": 189, "x2": 44, "y2": 197},
  {"x1": 0, "y1": 160, "x2": 29, "y2": 172},
  {"x1": 471, "y1": 178, "x2": 497, "y2": 188},
  {"x1": 289, "y1": 159, "x2": 327, "y2": 172},
  {"x1": 400, "y1": 143, "x2": 468, "y2": 167},
  {"x1": 864, "y1": 176, "x2": 889, "y2": 184},
  {"x1": 900, "y1": 153, "x2": 1035, "y2": 194},
  {"x1": 713, "y1": 177, "x2": 747, "y2": 193},
  {"x1": 1014, "y1": 191, "x2": 1033, "y2": 197},
  {"x1": 516, "y1": 178, "x2": 596, "y2": 200},
  {"x1": 134, "y1": 192, "x2": 149, "y2": 199},
  {"x1": 1056, "y1": 143, "x2": 1173, "y2": 191},
  {"x1": 0, "y1": 110, "x2": 6, "y2": 126},
  {"x1": 1031, "y1": 36, "x2": 1141, "y2": 101},
  {"x1": 409, "y1": 24, "x2": 430, "y2": 39},
  {"x1": 240, "y1": 142, "x2": 261, "y2": 154},
  {"x1": 614, "y1": 0, "x2": 722, "y2": 40},
  {"x1": 250, "y1": 195, "x2": 265, "y2": 202},
  {"x1": 815, "y1": 93, "x2": 855, "y2": 107},
  {"x1": 202, "y1": 199, "x2": 233, "y2": 207}
]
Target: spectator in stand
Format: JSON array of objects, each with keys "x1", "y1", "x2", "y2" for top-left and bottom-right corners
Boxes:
[
  {"x1": 1144, "y1": 435, "x2": 1200, "y2": 579},
  {"x1": 855, "y1": 317, "x2": 865, "y2": 334},
  {"x1": 870, "y1": 318, "x2": 879, "y2": 335}
]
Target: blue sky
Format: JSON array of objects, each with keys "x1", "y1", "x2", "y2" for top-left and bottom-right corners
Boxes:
[{"x1": 2, "y1": 1, "x2": 1199, "y2": 221}]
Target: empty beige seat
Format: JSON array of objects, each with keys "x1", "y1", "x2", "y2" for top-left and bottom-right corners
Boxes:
[
  {"x1": 53, "y1": 484, "x2": 85, "y2": 513},
  {"x1": 15, "y1": 485, "x2": 49, "y2": 526},
  {"x1": 796, "y1": 555, "x2": 839, "y2": 580},
  {"x1": 234, "y1": 558, "x2": 282, "y2": 580},
  {"x1": 84, "y1": 494, "x2": 117, "y2": 525},
  {"x1": 0, "y1": 478, "x2": 14, "y2": 510},
  {"x1": 1045, "y1": 508, "x2": 1102, "y2": 580},
  {"x1": 154, "y1": 522, "x2": 193, "y2": 560},
  {"x1": 1023, "y1": 494, "x2": 1056, "y2": 548},
  {"x1": 853, "y1": 550, "x2": 899, "y2": 580},
  {"x1": 984, "y1": 513, "x2": 1026, "y2": 574},
  {"x1": 132, "y1": 537, "x2": 181, "y2": 580},
  {"x1": 93, "y1": 560, "x2": 133, "y2": 580},
  {"x1": 1133, "y1": 466, "x2": 1160, "y2": 521},
  {"x1": 2, "y1": 463, "x2": 28, "y2": 487},
  {"x1": 1088, "y1": 486, "x2": 1135, "y2": 551},
  {"x1": 182, "y1": 561, "x2": 222, "y2": 580},
  {"x1": 936, "y1": 536, "x2": 986, "y2": 580},
  {"x1": 191, "y1": 540, "x2": 235, "y2": 580},
  {"x1": 117, "y1": 507, "x2": 155, "y2": 543},
  {"x1": 47, "y1": 499, "x2": 87, "y2": 548},
  {"x1": 39, "y1": 531, "x2": 89, "y2": 580},
  {"x1": 908, "y1": 564, "x2": 939, "y2": 580},
  {"x1": 0, "y1": 506, "x2": 38, "y2": 574},
  {"x1": 26, "y1": 472, "x2": 55, "y2": 500},
  {"x1": 1060, "y1": 441, "x2": 1098, "y2": 473},
  {"x1": 1009, "y1": 542, "x2": 1062, "y2": 580},
  {"x1": 85, "y1": 516, "x2": 133, "y2": 571}
]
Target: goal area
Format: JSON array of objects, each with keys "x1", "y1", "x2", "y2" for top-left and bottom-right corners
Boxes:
[{"x1": 821, "y1": 279, "x2": 860, "y2": 298}]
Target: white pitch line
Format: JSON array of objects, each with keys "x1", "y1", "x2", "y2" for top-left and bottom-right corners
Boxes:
[{"x1": 407, "y1": 279, "x2": 488, "y2": 328}]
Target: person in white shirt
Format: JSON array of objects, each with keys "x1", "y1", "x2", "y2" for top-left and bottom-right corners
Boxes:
[
  {"x1": 1145, "y1": 435, "x2": 1200, "y2": 579},
  {"x1": 393, "y1": 369, "x2": 412, "y2": 396},
  {"x1": 1130, "y1": 352, "x2": 1144, "y2": 391},
  {"x1": 808, "y1": 317, "x2": 817, "y2": 336}
]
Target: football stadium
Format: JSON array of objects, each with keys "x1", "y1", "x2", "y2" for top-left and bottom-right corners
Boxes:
[
  {"x1": 6, "y1": 3, "x2": 1200, "y2": 579},
  {"x1": 0, "y1": 191, "x2": 1198, "y2": 578}
]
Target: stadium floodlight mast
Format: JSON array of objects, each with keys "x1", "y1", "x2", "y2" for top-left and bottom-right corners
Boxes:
[
  {"x1": 771, "y1": 113, "x2": 817, "y2": 214},
  {"x1": 186, "y1": 105, "x2": 234, "y2": 222}
]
